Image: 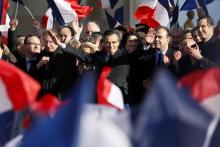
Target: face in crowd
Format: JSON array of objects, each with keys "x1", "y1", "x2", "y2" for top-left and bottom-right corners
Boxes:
[
  {"x1": 104, "y1": 31, "x2": 120, "y2": 55},
  {"x1": 43, "y1": 33, "x2": 58, "y2": 52},
  {"x1": 125, "y1": 34, "x2": 138, "y2": 53},
  {"x1": 84, "y1": 22, "x2": 100, "y2": 37},
  {"x1": 197, "y1": 17, "x2": 214, "y2": 42},
  {"x1": 170, "y1": 27, "x2": 183, "y2": 50},
  {"x1": 24, "y1": 35, "x2": 41, "y2": 58},
  {"x1": 58, "y1": 27, "x2": 73, "y2": 45},
  {"x1": 154, "y1": 27, "x2": 170, "y2": 52}
]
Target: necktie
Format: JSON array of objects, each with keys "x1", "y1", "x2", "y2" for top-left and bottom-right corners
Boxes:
[
  {"x1": 106, "y1": 55, "x2": 113, "y2": 65},
  {"x1": 155, "y1": 51, "x2": 164, "y2": 66}
]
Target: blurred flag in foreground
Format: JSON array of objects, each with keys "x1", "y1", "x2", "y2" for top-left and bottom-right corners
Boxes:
[
  {"x1": 0, "y1": 61, "x2": 41, "y2": 114},
  {"x1": 179, "y1": 68, "x2": 220, "y2": 115},
  {"x1": 21, "y1": 71, "x2": 97, "y2": 147},
  {"x1": 131, "y1": 68, "x2": 219, "y2": 147},
  {"x1": 97, "y1": 67, "x2": 124, "y2": 110}
]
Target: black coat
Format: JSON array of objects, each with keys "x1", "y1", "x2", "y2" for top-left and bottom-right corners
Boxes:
[
  {"x1": 198, "y1": 36, "x2": 220, "y2": 68},
  {"x1": 64, "y1": 46, "x2": 143, "y2": 103},
  {"x1": 38, "y1": 48, "x2": 77, "y2": 100}
]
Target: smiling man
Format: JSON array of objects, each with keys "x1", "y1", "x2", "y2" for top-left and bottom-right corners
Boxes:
[{"x1": 187, "y1": 16, "x2": 220, "y2": 68}]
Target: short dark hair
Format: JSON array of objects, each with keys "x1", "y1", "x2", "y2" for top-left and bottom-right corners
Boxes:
[
  {"x1": 103, "y1": 29, "x2": 121, "y2": 42},
  {"x1": 155, "y1": 26, "x2": 171, "y2": 38},
  {"x1": 24, "y1": 34, "x2": 39, "y2": 44},
  {"x1": 197, "y1": 16, "x2": 214, "y2": 26}
]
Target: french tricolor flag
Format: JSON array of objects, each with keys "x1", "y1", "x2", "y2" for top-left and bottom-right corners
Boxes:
[
  {"x1": 134, "y1": 0, "x2": 169, "y2": 28},
  {"x1": 42, "y1": 0, "x2": 93, "y2": 30},
  {"x1": 97, "y1": 67, "x2": 124, "y2": 110},
  {"x1": 179, "y1": 68, "x2": 220, "y2": 115},
  {"x1": 0, "y1": 61, "x2": 41, "y2": 114},
  {"x1": 0, "y1": 0, "x2": 10, "y2": 44}
]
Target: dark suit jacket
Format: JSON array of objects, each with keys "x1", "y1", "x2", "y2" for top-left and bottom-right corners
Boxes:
[
  {"x1": 64, "y1": 46, "x2": 143, "y2": 103},
  {"x1": 38, "y1": 48, "x2": 77, "y2": 100},
  {"x1": 198, "y1": 36, "x2": 220, "y2": 68}
]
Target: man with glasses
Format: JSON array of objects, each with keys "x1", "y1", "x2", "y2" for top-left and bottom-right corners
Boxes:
[{"x1": 16, "y1": 35, "x2": 42, "y2": 79}]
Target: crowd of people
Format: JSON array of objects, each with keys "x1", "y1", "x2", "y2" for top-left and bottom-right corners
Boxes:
[{"x1": 1, "y1": 13, "x2": 220, "y2": 107}]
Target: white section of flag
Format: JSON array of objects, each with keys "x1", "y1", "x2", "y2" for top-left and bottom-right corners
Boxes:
[
  {"x1": 201, "y1": 93, "x2": 220, "y2": 115},
  {"x1": 155, "y1": 2, "x2": 169, "y2": 26},
  {"x1": 0, "y1": 14, "x2": 10, "y2": 38},
  {"x1": 137, "y1": 0, "x2": 169, "y2": 27},
  {"x1": 139, "y1": 0, "x2": 157, "y2": 9},
  {"x1": 45, "y1": 9, "x2": 54, "y2": 30},
  {"x1": 0, "y1": 78, "x2": 12, "y2": 114},
  {"x1": 101, "y1": 0, "x2": 111, "y2": 9},
  {"x1": 108, "y1": 83, "x2": 124, "y2": 110},
  {"x1": 54, "y1": 0, "x2": 78, "y2": 23}
]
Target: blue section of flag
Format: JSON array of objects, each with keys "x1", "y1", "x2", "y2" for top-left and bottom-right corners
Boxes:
[
  {"x1": 21, "y1": 71, "x2": 97, "y2": 147},
  {"x1": 170, "y1": 0, "x2": 179, "y2": 28},
  {"x1": 46, "y1": 0, "x2": 65, "y2": 25},
  {"x1": 0, "y1": 111, "x2": 14, "y2": 146},
  {"x1": 0, "y1": 0, "x2": 3, "y2": 24},
  {"x1": 180, "y1": 0, "x2": 214, "y2": 16},
  {"x1": 110, "y1": 0, "x2": 118, "y2": 9},
  {"x1": 131, "y1": 68, "x2": 214, "y2": 147},
  {"x1": 105, "y1": 10, "x2": 117, "y2": 29},
  {"x1": 158, "y1": 0, "x2": 170, "y2": 11},
  {"x1": 114, "y1": 6, "x2": 123, "y2": 24}
]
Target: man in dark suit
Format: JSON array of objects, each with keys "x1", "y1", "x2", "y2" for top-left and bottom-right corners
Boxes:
[
  {"x1": 15, "y1": 35, "x2": 42, "y2": 80},
  {"x1": 52, "y1": 29, "x2": 142, "y2": 104},
  {"x1": 37, "y1": 31, "x2": 77, "y2": 100},
  {"x1": 129, "y1": 26, "x2": 173, "y2": 106}
]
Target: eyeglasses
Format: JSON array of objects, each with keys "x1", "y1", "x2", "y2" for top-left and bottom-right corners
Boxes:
[
  {"x1": 191, "y1": 43, "x2": 197, "y2": 49},
  {"x1": 26, "y1": 43, "x2": 41, "y2": 46}
]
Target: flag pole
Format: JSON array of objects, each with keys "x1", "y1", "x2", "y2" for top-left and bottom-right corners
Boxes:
[
  {"x1": 195, "y1": 0, "x2": 201, "y2": 8},
  {"x1": 14, "y1": 1, "x2": 19, "y2": 18},
  {"x1": 80, "y1": 0, "x2": 86, "y2": 6},
  {"x1": 23, "y1": 6, "x2": 35, "y2": 19}
]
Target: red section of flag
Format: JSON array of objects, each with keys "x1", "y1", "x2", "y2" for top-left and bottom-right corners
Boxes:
[
  {"x1": 97, "y1": 67, "x2": 112, "y2": 106},
  {"x1": 1, "y1": 0, "x2": 9, "y2": 25},
  {"x1": 41, "y1": 15, "x2": 49, "y2": 30},
  {"x1": 2, "y1": 35, "x2": 7, "y2": 44},
  {"x1": 0, "y1": 61, "x2": 41, "y2": 111},
  {"x1": 32, "y1": 93, "x2": 61, "y2": 115},
  {"x1": 97, "y1": 67, "x2": 124, "y2": 110},
  {"x1": 65, "y1": 0, "x2": 93, "y2": 20},
  {"x1": 134, "y1": 5, "x2": 159, "y2": 29},
  {"x1": 22, "y1": 114, "x2": 32, "y2": 129},
  {"x1": 179, "y1": 68, "x2": 220, "y2": 102}
]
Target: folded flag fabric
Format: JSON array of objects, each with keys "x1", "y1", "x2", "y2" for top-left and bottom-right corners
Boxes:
[
  {"x1": 134, "y1": 0, "x2": 169, "y2": 28},
  {"x1": 179, "y1": 68, "x2": 220, "y2": 115},
  {"x1": 97, "y1": 67, "x2": 124, "y2": 110},
  {"x1": 0, "y1": 61, "x2": 41, "y2": 114},
  {"x1": 131, "y1": 68, "x2": 215, "y2": 147}
]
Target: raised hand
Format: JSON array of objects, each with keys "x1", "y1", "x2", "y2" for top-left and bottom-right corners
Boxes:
[
  {"x1": 48, "y1": 30, "x2": 62, "y2": 47},
  {"x1": 173, "y1": 51, "x2": 182, "y2": 62},
  {"x1": 9, "y1": 18, "x2": 18, "y2": 30},
  {"x1": 70, "y1": 19, "x2": 83, "y2": 36}
]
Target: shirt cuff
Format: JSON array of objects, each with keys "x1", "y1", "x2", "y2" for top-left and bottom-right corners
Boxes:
[{"x1": 60, "y1": 43, "x2": 66, "y2": 49}]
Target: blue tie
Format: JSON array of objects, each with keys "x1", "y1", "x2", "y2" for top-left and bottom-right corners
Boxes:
[{"x1": 155, "y1": 50, "x2": 163, "y2": 66}]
